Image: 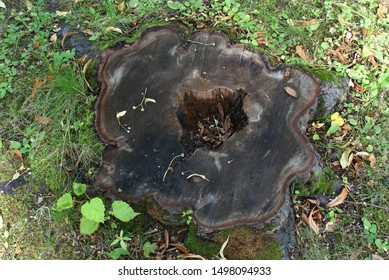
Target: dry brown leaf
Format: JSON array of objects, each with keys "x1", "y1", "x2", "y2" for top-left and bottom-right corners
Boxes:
[
  {"x1": 117, "y1": 1, "x2": 126, "y2": 12},
  {"x1": 61, "y1": 31, "x2": 78, "y2": 48},
  {"x1": 82, "y1": 58, "x2": 96, "y2": 93},
  {"x1": 6, "y1": 150, "x2": 25, "y2": 170},
  {"x1": 14, "y1": 242, "x2": 21, "y2": 255},
  {"x1": 326, "y1": 188, "x2": 349, "y2": 208},
  {"x1": 367, "y1": 180, "x2": 374, "y2": 187},
  {"x1": 328, "y1": 49, "x2": 345, "y2": 64},
  {"x1": 170, "y1": 243, "x2": 189, "y2": 254},
  {"x1": 296, "y1": 45, "x2": 308, "y2": 60},
  {"x1": 35, "y1": 115, "x2": 52, "y2": 125},
  {"x1": 368, "y1": 55, "x2": 378, "y2": 68},
  {"x1": 161, "y1": 229, "x2": 169, "y2": 254},
  {"x1": 307, "y1": 198, "x2": 320, "y2": 206},
  {"x1": 324, "y1": 221, "x2": 336, "y2": 233},
  {"x1": 377, "y1": 2, "x2": 388, "y2": 18},
  {"x1": 368, "y1": 153, "x2": 376, "y2": 168},
  {"x1": 342, "y1": 123, "x2": 352, "y2": 132},
  {"x1": 31, "y1": 77, "x2": 45, "y2": 97},
  {"x1": 284, "y1": 86, "x2": 298, "y2": 98},
  {"x1": 337, "y1": 14, "x2": 345, "y2": 26},
  {"x1": 308, "y1": 208, "x2": 320, "y2": 234}
]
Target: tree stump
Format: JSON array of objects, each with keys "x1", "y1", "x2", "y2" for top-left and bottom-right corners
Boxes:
[{"x1": 95, "y1": 27, "x2": 319, "y2": 229}]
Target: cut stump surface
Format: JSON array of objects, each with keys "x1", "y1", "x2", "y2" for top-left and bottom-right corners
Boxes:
[{"x1": 95, "y1": 27, "x2": 319, "y2": 229}]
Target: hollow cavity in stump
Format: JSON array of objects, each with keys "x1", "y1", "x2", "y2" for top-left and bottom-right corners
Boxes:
[{"x1": 95, "y1": 27, "x2": 319, "y2": 229}]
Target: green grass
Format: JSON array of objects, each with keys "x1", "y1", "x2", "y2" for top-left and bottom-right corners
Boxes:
[{"x1": 1, "y1": 0, "x2": 388, "y2": 259}]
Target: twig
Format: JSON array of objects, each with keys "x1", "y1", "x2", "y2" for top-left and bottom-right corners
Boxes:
[
  {"x1": 188, "y1": 40, "x2": 216, "y2": 47},
  {"x1": 163, "y1": 153, "x2": 184, "y2": 182},
  {"x1": 344, "y1": 200, "x2": 389, "y2": 211}
]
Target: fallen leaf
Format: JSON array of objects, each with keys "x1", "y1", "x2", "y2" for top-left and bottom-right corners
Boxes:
[
  {"x1": 35, "y1": 115, "x2": 52, "y2": 125},
  {"x1": 331, "y1": 112, "x2": 344, "y2": 126},
  {"x1": 367, "y1": 180, "x2": 374, "y2": 187},
  {"x1": 179, "y1": 253, "x2": 205, "y2": 260},
  {"x1": 14, "y1": 242, "x2": 21, "y2": 255},
  {"x1": 368, "y1": 55, "x2": 378, "y2": 68},
  {"x1": 377, "y1": 2, "x2": 388, "y2": 18},
  {"x1": 31, "y1": 77, "x2": 45, "y2": 97},
  {"x1": 219, "y1": 235, "x2": 230, "y2": 260},
  {"x1": 117, "y1": 1, "x2": 126, "y2": 12},
  {"x1": 161, "y1": 230, "x2": 169, "y2": 254},
  {"x1": 61, "y1": 31, "x2": 78, "y2": 48},
  {"x1": 296, "y1": 45, "x2": 308, "y2": 60},
  {"x1": 337, "y1": 14, "x2": 345, "y2": 26},
  {"x1": 307, "y1": 198, "x2": 320, "y2": 206},
  {"x1": 116, "y1": 111, "x2": 127, "y2": 119},
  {"x1": 170, "y1": 243, "x2": 189, "y2": 254},
  {"x1": 355, "y1": 151, "x2": 369, "y2": 157},
  {"x1": 324, "y1": 221, "x2": 336, "y2": 233},
  {"x1": 56, "y1": 10, "x2": 70, "y2": 16},
  {"x1": 6, "y1": 150, "x2": 25, "y2": 170},
  {"x1": 284, "y1": 86, "x2": 298, "y2": 98},
  {"x1": 312, "y1": 122, "x2": 325, "y2": 129},
  {"x1": 326, "y1": 188, "x2": 349, "y2": 207},
  {"x1": 305, "y1": 208, "x2": 320, "y2": 234},
  {"x1": 368, "y1": 153, "x2": 376, "y2": 168},
  {"x1": 342, "y1": 123, "x2": 352, "y2": 131},
  {"x1": 328, "y1": 49, "x2": 345, "y2": 64},
  {"x1": 372, "y1": 254, "x2": 384, "y2": 260},
  {"x1": 340, "y1": 149, "x2": 352, "y2": 169},
  {"x1": 0, "y1": 214, "x2": 3, "y2": 229},
  {"x1": 25, "y1": 0, "x2": 32, "y2": 10},
  {"x1": 0, "y1": 1, "x2": 6, "y2": 9},
  {"x1": 106, "y1": 26, "x2": 123, "y2": 34},
  {"x1": 82, "y1": 58, "x2": 96, "y2": 92},
  {"x1": 50, "y1": 33, "x2": 57, "y2": 43}
]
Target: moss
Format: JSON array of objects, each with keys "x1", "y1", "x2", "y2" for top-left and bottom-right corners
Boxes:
[
  {"x1": 296, "y1": 167, "x2": 337, "y2": 197},
  {"x1": 213, "y1": 226, "x2": 283, "y2": 260},
  {"x1": 184, "y1": 223, "x2": 221, "y2": 257}
]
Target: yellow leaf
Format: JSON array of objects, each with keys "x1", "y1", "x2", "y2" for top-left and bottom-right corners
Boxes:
[
  {"x1": 331, "y1": 112, "x2": 344, "y2": 126},
  {"x1": 326, "y1": 188, "x2": 349, "y2": 207},
  {"x1": 106, "y1": 26, "x2": 123, "y2": 34},
  {"x1": 340, "y1": 149, "x2": 352, "y2": 169},
  {"x1": 50, "y1": 33, "x2": 57, "y2": 43},
  {"x1": 56, "y1": 10, "x2": 70, "y2": 16},
  {"x1": 25, "y1": 0, "x2": 32, "y2": 10}
]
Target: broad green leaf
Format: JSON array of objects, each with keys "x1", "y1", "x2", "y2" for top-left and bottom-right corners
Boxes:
[
  {"x1": 142, "y1": 241, "x2": 156, "y2": 258},
  {"x1": 73, "y1": 182, "x2": 87, "y2": 196},
  {"x1": 111, "y1": 201, "x2": 139, "y2": 222},
  {"x1": 0, "y1": 138, "x2": 2, "y2": 149},
  {"x1": 326, "y1": 123, "x2": 339, "y2": 136},
  {"x1": 9, "y1": 140, "x2": 22, "y2": 150},
  {"x1": 107, "y1": 248, "x2": 129, "y2": 260},
  {"x1": 56, "y1": 193, "x2": 73, "y2": 210},
  {"x1": 312, "y1": 134, "x2": 320, "y2": 140},
  {"x1": 81, "y1": 198, "x2": 105, "y2": 223},
  {"x1": 375, "y1": 238, "x2": 383, "y2": 249},
  {"x1": 167, "y1": 1, "x2": 183, "y2": 10},
  {"x1": 80, "y1": 216, "x2": 99, "y2": 235}
]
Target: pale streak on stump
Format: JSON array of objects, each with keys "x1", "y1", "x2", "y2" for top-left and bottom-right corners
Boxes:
[{"x1": 95, "y1": 27, "x2": 319, "y2": 229}]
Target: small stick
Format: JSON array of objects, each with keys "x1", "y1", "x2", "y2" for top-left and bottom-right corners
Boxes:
[
  {"x1": 188, "y1": 40, "x2": 216, "y2": 47},
  {"x1": 163, "y1": 153, "x2": 184, "y2": 182}
]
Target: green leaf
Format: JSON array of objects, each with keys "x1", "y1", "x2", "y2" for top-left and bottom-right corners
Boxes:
[
  {"x1": 129, "y1": 0, "x2": 138, "y2": 8},
  {"x1": 167, "y1": 1, "x2": 183, "y2": 10},
  {"x1": 349, "y1": 119, "x2": 357, "y2": 126},
  {"x1": 107, "y1": 248, "x2": 129, "y2": 260},
  {"x1": 56, "y1": 193, "x2": 73, "y2": 211},
  {"x1": 326, "y1": 123, "x2": 339, "y2": 136},
  {"x1": 81, "y1": 198, "x2": 105, "y2": 223},
  {"x1": 73, "y1": 182, "x2": 87, "y2": 196},
  {"x1": 80, "y1": 216, "x2": 99, "y2": 235},
  {"x1": 369, "y1": 224, "x2": 377, "y2": 234},
  {"x1": 0, "y1": 138, "x2": 3, "y2": 149},
  {"x1": 312, "y1": 134, "x2": 320, "y2": 140},
  {"x1": 366, "y1": 145, "x2": 373, "y2": 152},
  {"x1": 142, "y1": 241, "x2": 156, "y2": 258},
  {"x1": 9, "y1": 140, "x2": 22, "y2": 150},
  {"x1": 375, "y1": 238, "x2": 383, "y2": 249},
  {"x1": 111, "y1": 201, "x2": 140, "y2": 222}
]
